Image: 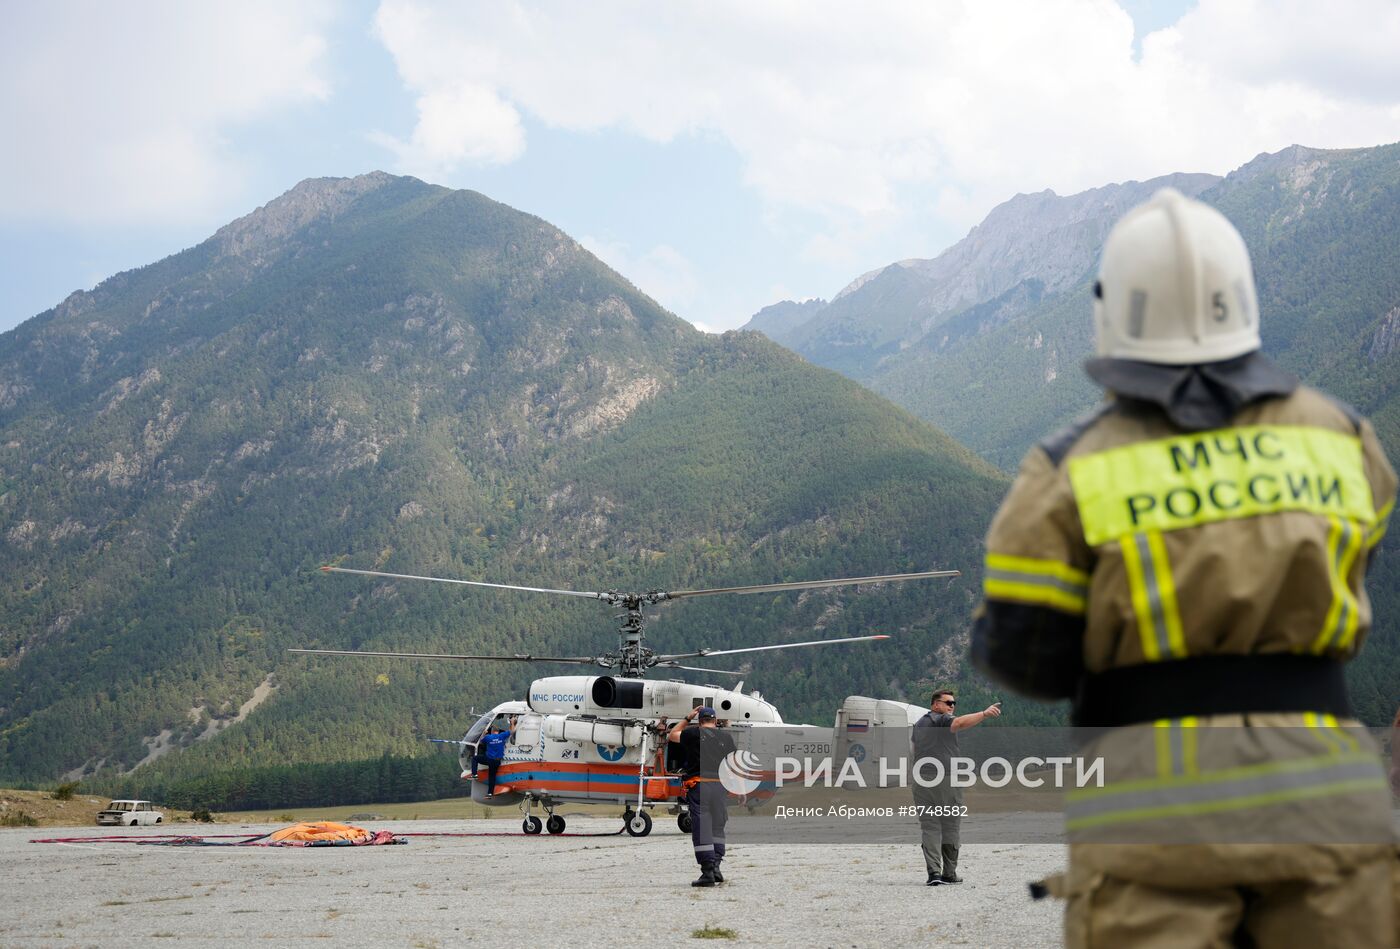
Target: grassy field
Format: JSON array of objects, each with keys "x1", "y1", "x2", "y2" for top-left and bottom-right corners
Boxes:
[
  {"x1": 223, "y1": 797, "x2": 636, "y2": 824},
  {"x1": 220, "y1": 796, "x2": 498, "y2": 824},
  {"x1": 0, "y1": 788, "x2": 506, "y2": 828},
  {"x1": 1, "y1": 788, "x2": 115, "y2": 827},
  {"x1": 0, "y1": 786, "x2": 640, "y2": 828}
]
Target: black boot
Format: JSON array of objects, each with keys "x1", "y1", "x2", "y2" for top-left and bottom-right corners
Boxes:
[
  {"x1": 692, "y1": 863, "x2": 717, "y2": 887},
  {"x1": 712, "y1": 861, "x2": 725, "y2": 884}
]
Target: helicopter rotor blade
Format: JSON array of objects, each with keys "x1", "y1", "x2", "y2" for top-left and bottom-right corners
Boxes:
[
  {"x1": 661, "y1": 569, "x2": 959, "y2": 601},
  {"x1": 288, "y1": 648, "x2": 603, "y2": 664},
  {"x1": 656, "y1": 633, "x2": 891, "y2": 662},
  {"x1": 656, "y1": 663, "x2": 748, "y2": 677},
  {"x1": 319, "y1": 566, "x2": 608, "y2": 600}
]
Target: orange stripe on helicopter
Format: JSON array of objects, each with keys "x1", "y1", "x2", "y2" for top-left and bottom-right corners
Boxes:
[{"x1": 495, "y1": 761, "x2": 650, "y2": 776}]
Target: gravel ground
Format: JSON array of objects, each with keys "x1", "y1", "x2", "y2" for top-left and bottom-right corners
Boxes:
[{"x1": 1, "y1": 817, "x2": 1067, "y2": 948}]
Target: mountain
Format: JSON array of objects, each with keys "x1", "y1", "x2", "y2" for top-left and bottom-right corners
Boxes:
[
  {"x1": 758, "y1": 172, "x2": 1220, "y2": 378},
  {"x1": 745, "y1": 145, "x2": 1400, "y2": 468},
  {"x1": 745, "y1": 298, "x2": 828, "y2": 340},
  {"x1": 744, "y1": 143, "x2": 1400, "y2": 721},
  {"x1": 0, "y1": 173, "x2": 1010, "y2": 785}
]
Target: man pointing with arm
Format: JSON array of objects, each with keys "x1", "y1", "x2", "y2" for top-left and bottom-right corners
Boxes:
[
  {"x1": 950, "y1": 698, "x2": 1002, "y2": 733},
  {"x1": 913, "y1": 690, "x2": 1000, "y2": 886}
]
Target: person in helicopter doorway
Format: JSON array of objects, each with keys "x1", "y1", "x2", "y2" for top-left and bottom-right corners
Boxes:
[
  {"x1": 668, "y1": 705, "x2": 736, "y2": 887},
  {"x1": 472, "y1": 716, "x2": 517, "y2": 798}
]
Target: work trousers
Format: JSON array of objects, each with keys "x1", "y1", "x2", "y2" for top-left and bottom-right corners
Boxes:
[
  {"x1": 472, "y1": 754, "x2": 501, "y2": 794},
  {"x1": 686, "y1": 781, "x2": 728, "y2": 868},
  {"x1": 918, "y1": 812, "x2": 960, "y2": 877},
  {"x1": 1063, "y1": 854, "x2": 1395, "y2": 948},
  {"x1": 914, "y1": 789, "x2": 961, "y2": 877}
]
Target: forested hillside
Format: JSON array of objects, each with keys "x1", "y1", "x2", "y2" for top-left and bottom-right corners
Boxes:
[
  {"x1": 0, "y1": 173, "x2": 1011, "y2": 786},
  {"x1": 746, "y1": 143, "x2": 1400, "y2": 723}
]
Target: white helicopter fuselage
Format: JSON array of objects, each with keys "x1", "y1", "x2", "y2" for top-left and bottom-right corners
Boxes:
[
  {"x1": 527, "y1": 675, "x2": 782, "y2": 723},
  {"x1": 461, "y1": 676, "x2": 785, "y2": 813}
]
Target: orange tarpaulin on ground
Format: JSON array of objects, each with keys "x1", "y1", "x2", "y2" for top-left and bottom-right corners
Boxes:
[
  {"x1": 265, "y1": 822, "x2": 401, "y2": 846},
  {"x1": 30, "y1": 822, "x2": 407, "y2": 848}
]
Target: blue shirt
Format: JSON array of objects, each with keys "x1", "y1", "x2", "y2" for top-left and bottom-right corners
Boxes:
[{"x1": 479, "y1": 730, "x2": 511, "y2": 760}]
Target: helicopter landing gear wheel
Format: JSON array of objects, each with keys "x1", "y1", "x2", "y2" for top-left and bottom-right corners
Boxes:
[
  {"x1": 625, "y1": 809, "x2": 653, "y2": 837},
  {"x1": 522, "y1": 816, "x2": 542, "y2": 835},
  {"x1": 677, "y1": 811, "x2": 693, "y2": 833},
  {"x1": 546, "y1": 814, "x2": 566, "y2": 835}
]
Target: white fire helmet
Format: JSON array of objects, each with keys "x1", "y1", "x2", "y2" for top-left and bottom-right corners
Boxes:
[{"x1": 1094, "y1": 188, "x2": 1261, "y2": 365}]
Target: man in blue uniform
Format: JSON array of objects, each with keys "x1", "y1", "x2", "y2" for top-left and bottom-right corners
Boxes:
[{"x1": 472, "y1": 716, "x2": 516, "y2": 798}]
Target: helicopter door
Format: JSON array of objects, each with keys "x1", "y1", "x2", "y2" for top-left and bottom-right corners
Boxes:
[
  {"x1": 512, "y1": 712, "x2": 541, "y2": 752},
  {"x1": 458, "y1": 709, "x2": 497, "y2": 774}
]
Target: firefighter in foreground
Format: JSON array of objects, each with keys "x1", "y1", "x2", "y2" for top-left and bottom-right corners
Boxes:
[
  {"x1": 971, "y1": 188, "x2": 1397, "y2": 946},
  {"x1": 668, "y1": 705, "x2": 736, "y2": 887}
]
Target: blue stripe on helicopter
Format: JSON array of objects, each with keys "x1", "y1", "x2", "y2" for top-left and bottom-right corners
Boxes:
[
  {"x1": 502, "y1": 771, "x2": 776, "y2": 795},
  {"x1": 502, "y1": 770, "x2": 671, "y2": 786}
]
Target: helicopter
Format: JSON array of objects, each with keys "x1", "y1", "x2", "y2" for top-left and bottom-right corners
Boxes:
[{"x1": 290, "y1": 564, "x2": 958, "y2": 836}]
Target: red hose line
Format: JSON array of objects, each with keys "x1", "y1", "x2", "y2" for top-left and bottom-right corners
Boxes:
[{"x1": 31, "y1": 827, "x2": 626, "y2": 845}]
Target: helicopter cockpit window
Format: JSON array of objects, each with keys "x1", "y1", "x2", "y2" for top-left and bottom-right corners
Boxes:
[{"x1": 463, "y1": 710, "x2": 498, "y2": 745}]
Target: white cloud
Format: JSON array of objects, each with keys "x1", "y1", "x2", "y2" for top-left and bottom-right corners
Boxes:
[
  {"x1": 1169, "y1": 0, "x2": 1400, "y2": 104},
  {"x1": 0, "y1": 1, "x2": 336, "y2": 224},
  {"x1": 579, "y1": 235, "x2": 700, "y2": 323},
  {"x1": 371, "y1": 0, "x2": 1400, "y2": 233},
  {"x1": 370, "y1": 81, "x2": 525, "y2": 173}
]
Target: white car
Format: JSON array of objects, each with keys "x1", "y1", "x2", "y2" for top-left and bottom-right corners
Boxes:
[{"x1": 96, "y1": 799, "x2": 164, "y2": 826}]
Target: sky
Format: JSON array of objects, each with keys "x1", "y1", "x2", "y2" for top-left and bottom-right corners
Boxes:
[{"x1": 3, "y1": 1, "x2": 1400, "y2": 335}]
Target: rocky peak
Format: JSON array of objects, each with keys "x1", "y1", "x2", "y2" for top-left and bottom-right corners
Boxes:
[
  {"x1": 832, "y1": 173, "x2": 1220, "y2": 311},
  {"x1": 976, "y1": 172, "x2": 1219, "y2": 233},
  {"x1": 896, "y1": 172, "x2": 1220, "y2": 311},
  {"x1": 745, "y1": 298, "x2": 829, "y2": 335},
  {"x1": 211, "y1": 171, "x2": 408, "y2": 259},
  {"x1": 1228, "y1": 144, "x2": 1368, "y2": 186}
]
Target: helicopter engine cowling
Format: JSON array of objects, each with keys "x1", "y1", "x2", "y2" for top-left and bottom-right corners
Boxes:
[
  {"x1": 542, "y1": 715, "x2": 644, "y2": 748},
  {"x1": 525, "y1": 676, "x2": 605, "y2": 715},
  {"x1": 527, "y1": 675, "x2": 782, "y2": 723}
]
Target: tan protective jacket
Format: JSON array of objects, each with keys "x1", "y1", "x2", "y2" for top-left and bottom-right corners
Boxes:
[
  {"x1": 986, "y1": 385, "x2": 1393, "y2": 668},
  {"x1": 973, "y1": 365, "x2": 1396, "y2": 885}
]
